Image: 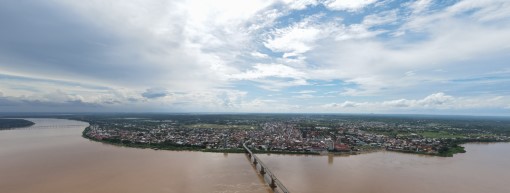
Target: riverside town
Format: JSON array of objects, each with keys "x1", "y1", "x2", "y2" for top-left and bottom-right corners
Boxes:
[{"x1": 82, "y1": 114, "x2": 510, "y2": 157}]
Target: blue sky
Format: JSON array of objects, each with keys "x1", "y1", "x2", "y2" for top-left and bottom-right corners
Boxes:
[{"x1": 1, "y1": 0, "x2": 510, "y2": 115}]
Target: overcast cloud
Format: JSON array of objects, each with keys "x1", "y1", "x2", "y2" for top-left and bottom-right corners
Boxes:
[{"x1": 1, "y1": 0, "x2": 509, "y2": 115}]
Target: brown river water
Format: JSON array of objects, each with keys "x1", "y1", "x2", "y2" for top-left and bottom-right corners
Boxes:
[{"x1": 1, "y1": 119, "x2": 509, "y2": 193}]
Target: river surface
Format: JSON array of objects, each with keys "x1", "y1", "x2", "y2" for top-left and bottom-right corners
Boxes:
[
  {"x1": 1, "y1": 119, "x2": 509, "y2": 193},
  {"x1": 259, "y1": 143, "x2": 510, "y2": 193},
  {"x1": 0, "y1": 119, "x2": 270, "y2": 193}
]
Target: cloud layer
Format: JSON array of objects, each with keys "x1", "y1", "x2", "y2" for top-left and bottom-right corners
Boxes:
[{"x1": 1, "y1": 0, "x2": 509, "y2": 115}]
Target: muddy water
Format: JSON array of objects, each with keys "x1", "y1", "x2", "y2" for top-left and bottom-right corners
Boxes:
[
  {"x1": 259, "y1": 143, "x2": 510, "y2": 193},
  {"x1": 2, "y1": 118, "x2": 509, "y2": 193},
  {"x1": 0, "y1": 119, "x2": 270, "y2": 193}
]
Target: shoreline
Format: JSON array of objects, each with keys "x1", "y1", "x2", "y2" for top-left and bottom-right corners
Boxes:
[
  {"x1": 83, "y1": 130, "x2": 491, "y2": 157},
  {"x1": 80, "y1": 124, "x2": 508, "y2": 157},
  {"x1": 0, "y1": 118, "x2": 35, "y2": 130}
]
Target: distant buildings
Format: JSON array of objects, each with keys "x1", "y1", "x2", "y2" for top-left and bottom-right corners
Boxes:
[{"x1": 83, "y1": 118, "x2": 510, "y2": 156}]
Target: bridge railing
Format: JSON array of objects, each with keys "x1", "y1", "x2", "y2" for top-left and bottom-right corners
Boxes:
[{"x1": 243, "y1": 143, "x2": 290, "y2": 193}]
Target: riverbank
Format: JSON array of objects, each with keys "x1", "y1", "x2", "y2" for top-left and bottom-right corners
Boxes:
[
  {"x1": 387, "y1": 146, "x2": 465, "y2": 157},
  {"x1": 1, "y1": 118, "x2": 271, "y2": 193},
  {"x1": 0, "y1": 119, "x2": 35, "y2": 130},
  {"x1": 82, "y1": 126, "x2": 319, "y2": 155},
  {"x1": 82, "y1": 126, "x2": 507, "y2": 157}
]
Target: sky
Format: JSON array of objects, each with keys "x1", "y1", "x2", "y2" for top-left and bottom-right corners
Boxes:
[{"x1": 1, "y1": 0, "x2": 510, "y2": 115}]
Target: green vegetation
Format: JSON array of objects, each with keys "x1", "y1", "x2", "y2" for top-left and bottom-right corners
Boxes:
[
  {"x1": 73, "y1": 113, "x2": 510, "y2": 157},
  {"x1": 83, "y1": 128, "x2": 207, "y2": 151},
  {"x1": 83, "y1": 127, "x2": 318, "y2": 155},
  {"x1": 0, "y1": 119, "x2": 34, "y2": 130},
  {"x1": 82, "y1": 126, "x2": 92, "y2": 138},
  {"x1": 438, "y1": 144, "x2": 466, "y2": 157},
  {"x1": 418, "y1": 131, "x2": 467, "y2": 139}
]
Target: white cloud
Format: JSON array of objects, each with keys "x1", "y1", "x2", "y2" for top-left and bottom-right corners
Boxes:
[
  {"x1": 247, "y1": 8, "x2": 285, "y2": 32},
  {"x1": 362, "y1": 9, "x2": 398, "y2": 27},
  {"x1": 382, "y1": 92, "x2": 454, "y2": 108},
  {"x1": 264, "y1": 17, "x2": 324, "y2": 57},
  {"x1": 293, "y1": 94, "x2": 315, "y2": 99},
  {"x1": 159, "y1": 89, "x2": 248, "y2": 110},
  {"x1": 1, "y1": 0, "x2": 510, "y2": 114},
  {"x1": 446, "y1": 0, "x2": 510, "y2": 22},
  {"x1": 324, "y1": 101, "x2": 365, "y2": 108},
  {"x1": 323, "y1": 93, "x2": 510, "y2": 113},
  {"x1": 281, "y1": 0, "x2": 318, "y2": 10},
  {"x1": 25, "y1": 0, "x2": 282, "y2": 92},
  {"x1": 405, "y1": 71, "x2": 416, "y2": 77},
  {"x1": 324, "y1": 0, "x2": 378, "y2": 12},
  {"x1": 306, "y1": 0, "x2": 510, "y2": 97},
  {"x1": 334, "y1": 24, "x2": 385, "y2": 41},
  {"x1": 229, "y1": 63, "x2": 308, "y2": 90},
  {"x1": 251, "y1": 52, "x2": 270, "y2": 59},
  {"x1": 230, "y1": 63, "x2": 305, "y2": 80},
  {"x1": 407, "y1": 0, "x2": 433, "y2": 14},
  {"x1": 240, "y1": 98, "x2": 301, "y2": 112},
  {"x1": 294, "y1": 90, "x2": 316, "y2": 94},
  {"x1": 402, "y1": 0, "x2": 510, "y2": 33}
]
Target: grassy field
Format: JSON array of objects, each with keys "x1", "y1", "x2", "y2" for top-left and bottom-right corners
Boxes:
[
  {"x1": 418, "y1": 131, "x2": 467, "y2": 139},
  {"x1": 418, "y1": 131, "x2": 499, "y2": 139},
  {"x1": 186, "y1": 124, "x2": 256, "y2": 130}
]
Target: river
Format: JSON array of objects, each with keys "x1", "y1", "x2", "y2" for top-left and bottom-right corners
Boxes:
[
  {"x1": 1, "y1": 119, "x2": 509, "y2": 193},
  {"x1": 0, "y1": 119, "x2": 270, "y2": 193},
  {"x1": 258, "y1": 143, "x2": 510, "y2": 193}
]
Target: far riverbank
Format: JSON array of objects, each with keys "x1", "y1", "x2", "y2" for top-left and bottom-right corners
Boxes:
[{"x1": 81, "y1": 126, "x2": 507, "y2": 157}]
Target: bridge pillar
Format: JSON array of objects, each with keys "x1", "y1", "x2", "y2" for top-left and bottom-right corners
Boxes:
[
  {"x1": 243, "y1": 143, "x2": 290, "y2": 193},
  {"x1": 269, "y1": 177, "x2": 277, "y2": 189}
]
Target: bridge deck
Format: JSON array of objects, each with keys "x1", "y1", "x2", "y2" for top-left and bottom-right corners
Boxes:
[{"x1": 243, "y1": 143, "x2": 290, "y2": 193}]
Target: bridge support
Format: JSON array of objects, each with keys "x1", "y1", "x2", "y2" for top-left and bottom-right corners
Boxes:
[
  {"x1": 260, "y1": 166, "x2": 266, "y2": 175},
  {"x1": 269, "y1": 177, "x2": 277, "y2": 189},
  {"x1": 243, "y1": 142, "x2": 290, "y2": 193}
]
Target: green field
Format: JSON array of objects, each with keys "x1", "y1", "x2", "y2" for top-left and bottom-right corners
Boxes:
[
  {"x1": 418, "y1": 131, "x2": 467, "y2": 139},
  {"x1": 418, "y1": 131, "x2": 499, "y2": 139}
]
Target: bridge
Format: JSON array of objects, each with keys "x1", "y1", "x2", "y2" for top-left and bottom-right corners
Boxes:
[{"x1": 243, "y1": 143, "x2": 290, "y2": 193}]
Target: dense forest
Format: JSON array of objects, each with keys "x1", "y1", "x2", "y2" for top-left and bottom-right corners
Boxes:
[{"x1": 0, "y1": 119, "x2": 34, "y2": 130}]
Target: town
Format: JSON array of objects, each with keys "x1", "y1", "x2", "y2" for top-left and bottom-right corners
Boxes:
[{"x1": 81, "y1": 114, "x2": 510, "y2": 157}]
